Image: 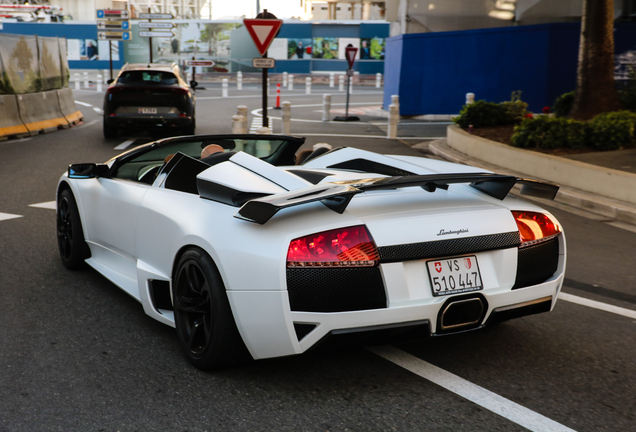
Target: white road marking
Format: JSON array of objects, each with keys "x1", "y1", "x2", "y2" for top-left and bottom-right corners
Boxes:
[
  {"x1": 29, "y1": 201, "x2": 56, "y2": 210},
  {"x1": 93, "y1": 107, "x2": 104, "y2": 115},
  {"x1": 74, "y1": 101, "x2": 92, "y2": 107},
  {"x1": 298, "y1": 133, "x2": 445, "y2": 140},
  {"x1": 80, "y1": 119, "x2": 100, "y2": 128},
  {"x1": 559, "y1": 292, "x2": 636, "y2": 319},
  {"x1": 0, "y1": 212, "x2": 22, "y2": 221},
  {"x1": 115, "y1": 139, "x2": 135, "y2": 150},
  {"x1": 368, "y1": 346, "x2": 577, "y2": 432}
]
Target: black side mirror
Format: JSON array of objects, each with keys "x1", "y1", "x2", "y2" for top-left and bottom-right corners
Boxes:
[
  {"x1": 68, "y1": 163, "x2": 109, "y2": 179},
  {"x1": 107, "y1": 79, "x2": 114, "y2": 84},
  {"x1": 190, "y1": 80, "x2": 198, "y2": 89}
]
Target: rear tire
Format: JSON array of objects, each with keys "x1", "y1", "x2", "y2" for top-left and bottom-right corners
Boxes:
[
  {"x1": 173, "y1": 248, "x2": 250, "y2": 370},
  {"x1": 183, "y1": 117, "x2": 195, "y2": 135},
  {"x1": 103, "y1": 118, "x2": 117, "y2": 139},
  {"x1": 57, "y1": 189, "x2": 90, "y2": 269}
]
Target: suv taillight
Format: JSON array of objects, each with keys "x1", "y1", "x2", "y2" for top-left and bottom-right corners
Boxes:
[
  {"x1": 287, "y1": 225, "x2": 379, "y2": 268},
  {"x1": 512, "y1": 211, "x2": 561, "y2": 248}
]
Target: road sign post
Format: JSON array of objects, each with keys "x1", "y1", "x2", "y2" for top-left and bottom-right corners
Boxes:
[
  {"x1": 334, "y1": 44, "x2": 360, "y2": 122},
  {"x1": 138, "y1": 10, "x2": 175, "y2": 63},
  {"x1": 244, "y1": 10, "x2": 283, "y2": 130}
]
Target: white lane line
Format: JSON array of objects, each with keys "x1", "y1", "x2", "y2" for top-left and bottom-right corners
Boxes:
[
  {"x1": 0, "y1": 212, "x2": 22, "y2": 221},
  {"x1": 93, "y1": 107, "x2": 104, "y2": 115},
  {"x1": 29, "y1": 201, "x2": 56, "y2": 210},
  {"x1": 559, "y1": 292, "x2": 636, "y2": 319},
  {"x1": 80, "y1": 119, "x2": 100, "y2": 128},
  {"x1": 368, "y1": 346, "x2": 576, "y2": 432},
  {"x1": 114, "y1": 139, "x2": 135, "y2": 150},
  {"x1": 74, "y1": 101, "x2": 92, "y2": 107},
  {"x1": 297, "y1": 133, "x2": 445, "y2": 140}
]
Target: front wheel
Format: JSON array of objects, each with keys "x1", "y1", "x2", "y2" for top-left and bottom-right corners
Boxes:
[
  {"x1": 173, "y1": 248, "x2": 250, "y2": 370},
  {"x1": 57, "y1": 189, "x2": 90, "y2": 269}
]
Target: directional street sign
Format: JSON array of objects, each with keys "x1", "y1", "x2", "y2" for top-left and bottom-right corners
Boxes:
[
  {"x1": 139, "y1": 21, "x2": 174, "y2": 29},
  {"x1": 139, "y1": 31, "x2": 174, "y2": 38},
  {"x1": 186, "y1": 60, "x2": 215, "y2": 66},
  {"x1": 98, "y1": 31, "x2": 131, "y2": 41},
  {"x1": 138, "y1": 13, "x2": 174, "y2": 19},
  {"x1": 252, "y1": 58, "x2": 275, "y2": 69},
  {"x1": 243, "y1": 18, "x2": 283, "y2": 56},
  {"x1": 96, "y1": 9, "x2": 129, "y2": 19},
  {"x1": 97, "y1": 20, "x2": 129, "y2": 30}
]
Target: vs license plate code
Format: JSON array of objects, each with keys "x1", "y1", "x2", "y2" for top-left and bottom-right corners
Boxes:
[
  {"x1": 427, "y1": 255, "x2": 483, "y2": 297},
  {"x1": 139, "y1": 107, "x2": 157, "y2": 114}
]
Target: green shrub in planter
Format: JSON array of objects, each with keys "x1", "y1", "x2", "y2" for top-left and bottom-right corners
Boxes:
[
  {"x1": 453, "y1": 100, "x2": 513, "y2": 128},
  {"x1": 511, "y1": 116, "x2": 588, "y2": 149},
  {"x1": 588, "y1": 111, "x2": 636, "y2": 150},
  {"x1": 552, "y1": 91, "x2": 575, "y2": 117}
]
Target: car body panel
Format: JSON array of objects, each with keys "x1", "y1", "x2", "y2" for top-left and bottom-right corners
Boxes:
[{"x1": 58, "y1": 138, "x2": 566, "y2": 361}]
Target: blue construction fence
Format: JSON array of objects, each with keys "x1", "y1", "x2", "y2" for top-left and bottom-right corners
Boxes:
[{"x1": 384, "y1": 22, "x2": 636, "y2": 115}]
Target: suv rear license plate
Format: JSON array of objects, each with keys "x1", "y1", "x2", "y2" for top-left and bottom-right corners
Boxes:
[
  {"x1": 139, "y1": 107, "x2": 157, "y2": 114},
  {"x1": 427, "y1": 255, "x2": 483, "y2": 297}
]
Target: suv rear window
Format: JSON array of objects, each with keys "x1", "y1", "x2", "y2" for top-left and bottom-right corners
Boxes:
[{"x1": 117, "y1": 71, "x2": 178, "y2": 85}]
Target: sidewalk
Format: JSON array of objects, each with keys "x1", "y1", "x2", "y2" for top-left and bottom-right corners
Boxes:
[{"x1": 417, "y1": 126, "x2": 636, "y2": 228}]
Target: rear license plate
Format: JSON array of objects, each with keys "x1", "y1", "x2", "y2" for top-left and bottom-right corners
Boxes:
[
  {"x1": 427, "y1": 255, "x2": 483, "y2": 297},
  {"x1": 139, "y1": 107, "x2": 157, "y2": 114}
]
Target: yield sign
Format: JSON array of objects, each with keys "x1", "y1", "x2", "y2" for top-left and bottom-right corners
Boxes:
[
  {"x1": 243, "y1": 18, "x2": 283, "y2": 56},
  {"x1": 345, "y1": 45, "x2": 358, "y2": 70}
]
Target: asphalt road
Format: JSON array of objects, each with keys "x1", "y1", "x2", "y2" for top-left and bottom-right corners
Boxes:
[{"x1": 0, "y1": 83, "x2": 634, "y2": 431}]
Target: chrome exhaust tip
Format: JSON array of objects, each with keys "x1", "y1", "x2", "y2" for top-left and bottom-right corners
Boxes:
[{"x1": 437, "y1": 294, "x2": 487, "y2": 333}]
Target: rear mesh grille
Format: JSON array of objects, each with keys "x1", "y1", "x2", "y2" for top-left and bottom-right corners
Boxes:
[
  {"x1": 378, "y1": 232, "x2": 520, "y2": 263},
  {"x1": 287, "y1": 267, "x2": 386, "y2": 312},
  {"x1": 513, "y1": 236, "x2": 560, "y2": 289}
]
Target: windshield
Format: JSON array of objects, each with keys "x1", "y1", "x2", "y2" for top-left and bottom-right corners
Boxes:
[{"x1": 117, "y1": 71, "x2": 178, "y2": 85}]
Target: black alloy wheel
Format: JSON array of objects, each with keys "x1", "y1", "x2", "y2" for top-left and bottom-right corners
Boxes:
[
  {"x1": 57, "y1": 189, "x2": 90, "y2": 269},
  {"x1": 173, "y1": 248, "x2": 250, "y2": 370}
]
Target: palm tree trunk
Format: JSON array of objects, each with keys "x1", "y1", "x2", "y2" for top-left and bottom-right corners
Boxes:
[{"x1": 570, "y1": 0, "x2": 622, "y2": 120}]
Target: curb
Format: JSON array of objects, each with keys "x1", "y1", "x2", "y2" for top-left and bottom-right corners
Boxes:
[{"x1": 428, "y1": 135, "x2": 636, "y2": 227}]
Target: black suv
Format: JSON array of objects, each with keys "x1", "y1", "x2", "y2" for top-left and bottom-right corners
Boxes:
[{"x1": 103, "y1": 63, "x2": 196, "y2": 138}]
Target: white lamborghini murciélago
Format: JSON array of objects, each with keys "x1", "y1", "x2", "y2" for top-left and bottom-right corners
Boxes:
[{"x1": 57, "y1": 134, "x2": 566, "y2": 370}]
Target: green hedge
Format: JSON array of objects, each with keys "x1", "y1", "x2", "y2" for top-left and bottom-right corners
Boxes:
[
  {"x1": 511, "y1": 110, "x2": 636, "y2": 150},
  {"x1": 453, "y1": 100, "x2": 513, "y2": 128}
]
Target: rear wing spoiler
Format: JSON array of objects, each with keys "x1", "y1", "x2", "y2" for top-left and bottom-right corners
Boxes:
[{"x1": 235, "y1": 172, "x2": 559, "y2": 224}]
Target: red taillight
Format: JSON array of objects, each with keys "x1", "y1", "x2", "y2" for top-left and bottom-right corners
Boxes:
[
  {"x1": 512, "y1": 211, "x2": 561, "y2": 247},
  {"x1": 106, "y1": 86, "x2": 123, "y2": 95},
  {"x1": 287, "y1": 225, "x2": 379, "y2": 268},
  {"x1": 172, "y1": 87, "x2": 189, "y2": 96}
]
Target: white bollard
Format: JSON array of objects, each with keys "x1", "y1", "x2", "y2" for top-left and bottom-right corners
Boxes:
[
  {"x1": 237, "y1": 105, "x2": 248, "y2": 134},
  {"x1": 256, "y1": 126, "x2": 272, "y2": 135},
  {"x1": 96, "y1": 74, "x2": 103, "y2": 92},
  {"x1": 329, "y1": 72, "x2": 335, "y2": 88},
  {"x1": 339, "y1": 75, "x2": 345, "y2": 92},
  {"x1": 83, "y1": 72, "x2": 89, "y2": 89},
  {"x1": 237, "y1": 71, "x2": 243, "y2": 90},
  {"x1": 282, "y1": 101, "x2": 291, "y2": 135},
  {"x1": 232, "y1": 115, "x2": 244, "y2": 134},
  {"x1": 187, "y1": 72, "x2": 192, "y2": 82},
  {"x1": 387, "y1": 103, "x2": 399, "y2": 139},
  {"x1": 282, "y1": 72, "x2": 288, "y2": 87},
  {"x1": 74, "y1": 73, "x2": 80, "y2": 91},
  {"x1": 267, "y1": 78, "x2": 270, "y2": 96},
  {"x1": 288, "y1": 74, "x2": 294, "y2": 91},
  {"x1": 349, "y1": 77, "x2": 353, "y2": 94},
  {"x1": 376, "y1": 73, "x2": 382, "y2": 88},
  {"x1": 322, "y1": 94, "x2": 331, "y2": 122},
  {"x1": 466, "y1": 92, "x2": 475, "y2": 105},
  {"x1": 305, "y1": 77, "x2": 311, "y2": 95},
  {"x1": 222, "y1": 78, "x2": 229, "y2": 97},
  {"x1": 391, "y1": 94, "x2": 400, "y2": 109}
]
